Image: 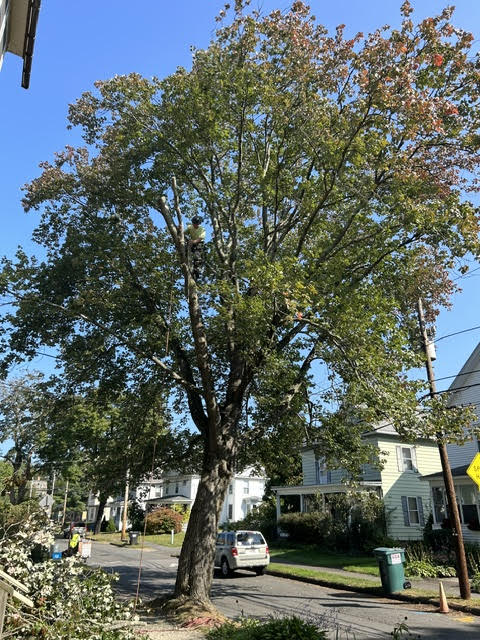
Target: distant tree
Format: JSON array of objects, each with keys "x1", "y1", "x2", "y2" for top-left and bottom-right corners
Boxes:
[
  {"x1": 2, "y1": 1, "x2": 480, "y2": 608},
  {"x1": 0, "y1": 375, "x2": 51, "y2": 504}
]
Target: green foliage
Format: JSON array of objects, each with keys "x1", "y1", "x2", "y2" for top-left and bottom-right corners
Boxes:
[
  {"x1": 404, "y1": 540, "x2": 457, "y2": 578},
  {"x1": 464, "y1": 542, "x2": 480, "y2": 575},
  {"x1": 4, "y1": 0, "x2": 480, "y2": 603},
  {"x1": 279, "y1": 492, "x2": 387, "y2": 552},
  {"x1": 471, "y1": 571, "x2": 480, "y2": 593},
  {"x1": 225, "y1": 500, "x2": 277, "y2": 540},
  {"x1": 404, "y1": 559, "x2": 437, "y2": 578},
  {"x1": 127, "y1": 499, "x2": 145, "y2": 531},
  {"x1": 170, "y1": 504, "x2": 190, "y2": 523},
  {"x1": 206, "y1": 616, "x2": 327, "y2": 640},
  {"x1": 0, "y1": 508, "x2": 139, "y2": 639},
  {"x1": 106, "y1": 517, "x2": 117, "y2": 533},
  {"x1": 145, "y1": 507, "x2": 183, "y2": 534}
]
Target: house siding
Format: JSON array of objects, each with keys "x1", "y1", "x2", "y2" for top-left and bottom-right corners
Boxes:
[
  {"x1": 302, "y1": 449, "x2": 316, "y2": 485},
  {"x1": 377, "y1": 436, "x2": 441, "y2": 540}
]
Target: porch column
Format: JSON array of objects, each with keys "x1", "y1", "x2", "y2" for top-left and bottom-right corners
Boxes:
[
  {"x1": 300, "y1": 493, "x2": 304, "y2": 513},
  {"x1": 275, "y1": 493, "x2": 281, "y2": 521}
]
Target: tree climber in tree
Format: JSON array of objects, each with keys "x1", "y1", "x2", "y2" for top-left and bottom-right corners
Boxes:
[{"x1": 185, "y1": 216, "x2": 206, "y2": 280}]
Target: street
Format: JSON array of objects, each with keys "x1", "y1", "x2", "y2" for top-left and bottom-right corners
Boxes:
[{"x1": 86, "y1": 542, "x2": 480, "y2": 639}]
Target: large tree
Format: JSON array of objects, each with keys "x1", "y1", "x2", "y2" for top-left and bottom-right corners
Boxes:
[{"x1": 2, "y1": 2, "x2": 480, "y2": 606}]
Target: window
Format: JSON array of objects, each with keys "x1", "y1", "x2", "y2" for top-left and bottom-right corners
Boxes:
[
  {"x1": 182, "y1": 479, "x2": 187, "y2": 486},
  {"x1": 228, "y1": 504, "x2": 233, "y2": 519},
  {"x1": 155, "y1": 487, "x2": 162, "y2": 497},
  {"x1": 244, "y1": 481, "x2": 249, "y2": 495},
  {"x1": 229, "y1": 484, "x2": 233, "y2": 495},
  {"x1": 401, "y1": 496, "x2": 424, "y2": 526},
  {"x1": 396, "y1": 446, "x2": 417, "y2": 472},
  {"x1": 407, "y1": 497, "x2": 419, "y2": 524},
  {"x1": 432, "y1": 486, "x2": 446, "y2": 524},
  {"x1": 315, "y1": 458, "x2": 331, "y2": 485},
  {"x1": 216, "y1": 533, "x2": 225, "y2": 545},
  {"x1": 459, "y1": 485, "x2": 479, "y2": 527},
  {"x1": 175, "y1": 484, "x2": 179, "y2": 494}
]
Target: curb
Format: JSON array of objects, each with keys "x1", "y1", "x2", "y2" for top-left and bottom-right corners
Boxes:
[{"x1": 266, "y1": 569, "x2": 480, "y2": 616}]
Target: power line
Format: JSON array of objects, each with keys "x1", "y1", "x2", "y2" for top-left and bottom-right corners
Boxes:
[{"x1": 434, "y1": 325, "x2": 480, "y2": 344}]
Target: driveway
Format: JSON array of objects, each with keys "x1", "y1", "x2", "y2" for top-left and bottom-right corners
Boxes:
[{"x1": 89, "y1": 542, "x2": 480, "y2": 639}]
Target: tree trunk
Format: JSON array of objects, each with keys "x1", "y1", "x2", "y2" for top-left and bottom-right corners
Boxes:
[
  {"x1": 174, "y1": 456, "x2": 232, "y2": 604},
  {"x1": 95, "y1": 495, "x2": 108, "y2": 534}
]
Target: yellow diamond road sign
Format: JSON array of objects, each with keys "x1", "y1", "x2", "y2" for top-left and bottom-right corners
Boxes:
[{"x1": 467, "y1": 453, "x2": 480, "y2": 490}]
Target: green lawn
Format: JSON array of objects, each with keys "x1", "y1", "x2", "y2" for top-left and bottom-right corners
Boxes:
[
  {"x1": 89, "y1": 531, "x2": 186, "y2": 547},
  {"x1": 269, "y1": 563, "x2": 382, "y2": 590},
  {"x1": 269, "y1": 544, "x2": 380, "y2": 576}
]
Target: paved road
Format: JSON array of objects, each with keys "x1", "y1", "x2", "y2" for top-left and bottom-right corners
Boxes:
[{"x1": 86, "y1": 542, "x2": 480, "y2": 639}]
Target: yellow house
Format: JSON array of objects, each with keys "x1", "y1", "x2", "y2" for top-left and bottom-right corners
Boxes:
[{"x1": 272, "y1": 422, "x2": 442, "y2": 541}]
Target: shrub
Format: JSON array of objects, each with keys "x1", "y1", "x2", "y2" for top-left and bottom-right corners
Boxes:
[
  {"x1": 145, "y1": 507, "x2": 183, "y2": 534},
  {"x1": 226, "y1": 500, "x2": 277, "y2": 540},
  {"x1": 404, "y1": 559, "x2": 438, "y2": 578},
  {"x1": 127, "y1": 499, "x2": 145, "y2": 531},
  {"x1": 206, "y1": 616, "x2": 327, "y2": 640},
  {"x1": 106, "y1": 517, "x2": 117, "y2": 533},
  {"x1": 471, "y1": 571, "x2": 480, "y2": 593},
  {"x1": 464, "y1": 542, "x2": 480, "y2": 575},
  {"x1": 278, "y1": 491, "x2": 387, "y2": 552},
  {"x1": 278, "y1": 511, "x2": 332, "y2": 546}
]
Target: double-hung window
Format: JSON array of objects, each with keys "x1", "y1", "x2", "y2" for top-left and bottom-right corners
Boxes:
[
  {"x1": 396, "y1": 446, "x2": 418, "y2": 472},
  {"x1": 401, "y1": 496, "x2": 425, "y2": 526},
  {"x1": 315, "y1": 458, "x2": 331, "y2": 485}
]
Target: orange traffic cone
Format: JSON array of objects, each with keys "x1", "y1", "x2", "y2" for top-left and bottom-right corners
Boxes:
[{"x1": 439, "y1": 580, "x2": 449, "y2": 613}]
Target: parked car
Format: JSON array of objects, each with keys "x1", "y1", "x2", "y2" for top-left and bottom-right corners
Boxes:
[
  {"x1": 215, "y1": 530, "x2": 270, "y2": 578},
  {"x1": 63, "y1": 522, "x2": 86, "y2": 538}
]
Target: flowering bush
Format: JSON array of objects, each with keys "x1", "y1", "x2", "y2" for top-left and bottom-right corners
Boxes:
[
  {"x1": 145, "y1": 507, "x2": 183, "y2": 534},
  {"x1": 0, "y1": 510, "x2": 144, "y2": 639}
]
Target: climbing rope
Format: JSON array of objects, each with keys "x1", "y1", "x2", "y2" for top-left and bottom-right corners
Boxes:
[{"x1": 134, "y1": 435, "x2": 158, "y2": 612}]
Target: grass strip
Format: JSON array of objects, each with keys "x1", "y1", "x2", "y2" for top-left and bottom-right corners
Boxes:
[
  {"x1": 268, "y1": 564, "x2": 480, "y2": 616},
  {"x1": 269, "y1": 546, "x2": 379, "y2": 576}
]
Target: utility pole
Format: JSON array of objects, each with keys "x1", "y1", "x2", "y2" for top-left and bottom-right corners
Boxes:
[
  {"x1": 61, "y1": 479, "x2": 69, "y2": 528},
  {"x1": 417, "y1": 298, "x2": 470, "y2": 600},
  {"x1": 121, "y1": 468, "x2": 130, "y2": 541},
  {"x1": 49, "y1": 470, "x2": 56, "y2": 519}
]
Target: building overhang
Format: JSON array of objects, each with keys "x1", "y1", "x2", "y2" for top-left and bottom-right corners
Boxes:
[
  {"x1": 6, "y1": 0, "x2": 41, "y2": 88},
  {"x1": 271, "y1": 481, "x2": 381, "y2": 496},
  {"x1": 145, "y1": 495, "x2": 193, "y2": 506}
]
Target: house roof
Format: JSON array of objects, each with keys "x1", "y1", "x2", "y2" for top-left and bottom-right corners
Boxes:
[
  {"x1": 421, "y1": 464, "x2": 470, "y2": 480},
  {"x1": 448, "y1": 342, "x2": 480, "y2": 401}
]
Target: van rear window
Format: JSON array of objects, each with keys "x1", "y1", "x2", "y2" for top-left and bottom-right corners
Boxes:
[{"x1": 236, "y1": 532, "x2": 265, "y2": 546}]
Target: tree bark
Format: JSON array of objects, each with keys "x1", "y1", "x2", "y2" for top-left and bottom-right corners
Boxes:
[
  {"x1": 95, "y1": 494, "x2": 108, "y2": 535},
  {"x1": 174, "y1": 450, "x2": 233, "y2": 603}
]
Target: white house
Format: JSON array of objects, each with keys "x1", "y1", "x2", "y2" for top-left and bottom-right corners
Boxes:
[
  {"x1": 272, "y1": 422, "x2": 443, "y2": 541},
  {"x1": 87, "y1": 467, "x2": 267, "y2": 530},
  {"x1": 421, "y1": 342, "x2": 480, "y2": 543}
]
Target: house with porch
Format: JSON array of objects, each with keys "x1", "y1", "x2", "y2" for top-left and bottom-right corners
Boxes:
[
  {"x1": 272, "y1": 422, "x2": 443, "y2": 541},
  {"x1": 421, "y1": 342, "x2": 480, "y2": 543},
  {"x1": 87, "y1": 467, "x2": 266, "y2": 530}
]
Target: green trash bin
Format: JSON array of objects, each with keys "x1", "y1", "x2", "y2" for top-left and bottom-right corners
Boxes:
[{"x1": 373, "y1": 547, "x2": 410, "y2": 594}]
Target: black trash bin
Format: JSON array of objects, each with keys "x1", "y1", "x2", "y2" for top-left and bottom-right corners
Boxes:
[{"x1": 128, "y1": 531, "x2": 139, "y2": 545}]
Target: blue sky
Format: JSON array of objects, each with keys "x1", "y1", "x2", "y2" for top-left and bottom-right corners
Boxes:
[{"x1": 1, "y1": 0, "x2": 480, "y2": 394}]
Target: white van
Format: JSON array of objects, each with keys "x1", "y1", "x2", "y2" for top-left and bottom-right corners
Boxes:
[{"x1": 215, "y1": 530, "x2": 270, "y2": 577}]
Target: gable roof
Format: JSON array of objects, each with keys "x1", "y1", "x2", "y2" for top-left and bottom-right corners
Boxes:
[
  {"x1": 448, "y1": 342, "x2": 480, "y2": 401},
  {"x1": 421, "y1": 464, "x2": 469, "y2": 480}
]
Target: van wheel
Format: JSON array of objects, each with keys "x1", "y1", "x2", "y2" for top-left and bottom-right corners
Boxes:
[
  {"x1": 254, "y1": 567, "x2": 265, "y2": 576},
  {"x1": 220, "y1": 557, "x2": 233, "y2": 578}
]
